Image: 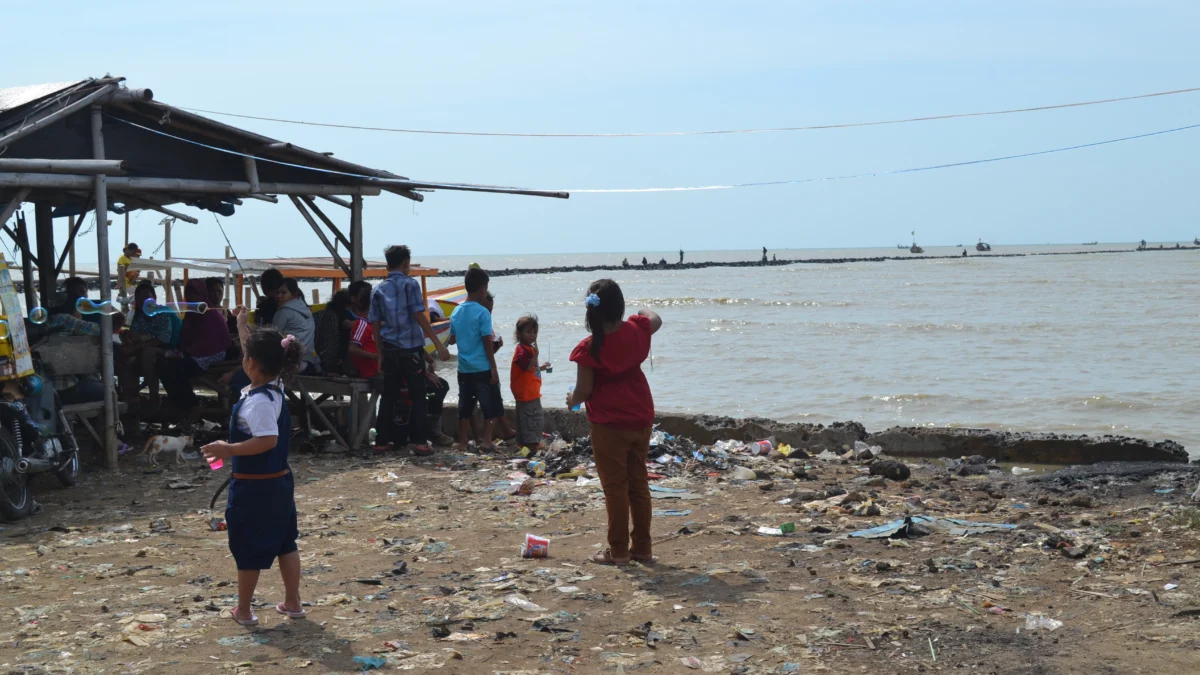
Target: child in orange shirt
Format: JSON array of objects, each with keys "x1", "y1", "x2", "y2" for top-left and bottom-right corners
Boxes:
[{"x1": 510, "y1": 314, "x2": 550, "y2": 449}]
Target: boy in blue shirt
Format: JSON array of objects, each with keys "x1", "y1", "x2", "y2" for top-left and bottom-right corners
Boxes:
[
  {"x1": 369, "y1": 245, "x2": 450, "y2": 456},
  {"x1": 450, "y1": 267, "x2": 502, "y2": 452}
]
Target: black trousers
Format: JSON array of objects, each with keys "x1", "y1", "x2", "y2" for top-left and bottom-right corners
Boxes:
[
  {"x1": 377, "y1": 344, "x2": 428, "y2": 446},
  {"x1": 157, "y1": 356, "x2": 204, "y2": 409}
]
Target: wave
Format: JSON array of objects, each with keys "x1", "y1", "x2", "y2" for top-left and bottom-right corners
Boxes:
[{"x1": 625, "y1": 296, "x2": 851, "y2": 308}]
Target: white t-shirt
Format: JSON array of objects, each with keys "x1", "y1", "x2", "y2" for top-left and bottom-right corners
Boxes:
[{"x1": 236, "y1": 382, "x2": 285, "y2": 438}]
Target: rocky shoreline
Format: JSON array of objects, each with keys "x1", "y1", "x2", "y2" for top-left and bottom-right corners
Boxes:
[{"x1": 442, "y1": 406, "x2": 1190, "y2": 464}]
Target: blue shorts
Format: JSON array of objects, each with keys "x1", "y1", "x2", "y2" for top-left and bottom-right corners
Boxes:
[{"x1": 457, "y1": 370, "x2": 503, "y2": 420}]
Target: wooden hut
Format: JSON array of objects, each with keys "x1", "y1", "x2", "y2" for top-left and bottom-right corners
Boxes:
[{"x1": 0, "y1": 76, "x2": 567, "y2": 467}]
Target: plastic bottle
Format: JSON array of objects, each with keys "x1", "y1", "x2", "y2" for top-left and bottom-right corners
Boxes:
[{"x1": 568, "y1": 386, "x2": 580, "y2": 412}]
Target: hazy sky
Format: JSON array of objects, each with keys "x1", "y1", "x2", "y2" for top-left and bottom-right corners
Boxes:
[{"x1": 5, "y1": 1, "x2": 1199, "y2": 262}]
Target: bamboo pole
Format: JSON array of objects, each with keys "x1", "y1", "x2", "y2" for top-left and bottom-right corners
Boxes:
[
  {"x1": 301, "y1": 196, "x2": 352, "y2": 250},
  {"x1": 124, "y1": 210, "x2": 129, "y2": 247},
  {"x1": 90, "y1": 103, "x2": 119, "y2": 470},
  {"x1": 0, "y1": 187, "x2": 30, "y2": 226},
  {"x1": 163, "y1": 219, "x2": 173, "y2": 302},
  {"x1": 350, "y1": 195, "x2": 364, "y2": 281},
  {"x1": 289, "y1": 196, "x2": 351, "y2": 277},
  {"x1": 0, "y1": 173, "x2": 384, "y2": 196},
  {"x1": 0, "y1": 159, "x2": 124, "y2": 174}
]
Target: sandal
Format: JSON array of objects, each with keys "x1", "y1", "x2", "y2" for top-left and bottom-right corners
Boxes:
[
  {"x1": 589, "y1": 549, "x2": 630, "y2": 566},
  {"x1": 632, "y1": 555, "x2": 659, "y2": 564},
  {"x1": 228, "y1": 609, "x2": 258, "y2": 626},
  {"x1": 275, "y1": 602, "x2": 306, "y2": 619},
  {"x1": 411, "y1": 445, "x2": 436, "y2": 457}
]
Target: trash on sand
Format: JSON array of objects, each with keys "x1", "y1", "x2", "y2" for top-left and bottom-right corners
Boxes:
[
  {"x1": 353, "y1": 655, "x2": 387, "y2": 670},
  {"x1": 505, "y1": 594, "x2": 547, "y2": 612},
  {"x1": 780, "y1": 522, "x2": 796, "y2": 533},
  {"x1": 1024, "y1": 614, "x2": 1063, "y2": 631},
  {"x1": 850, "y1": 515, "x2": 1017, "y2": 539},
  {"x1": 729, "y1": 466, "x2": 757, "y2": 481},
  {"x1": 521, "y1": 533, "x2": 550, "y2": 558},
  {"x1": 757, "y1": 526, "x2": 786, "y2": 536},
  {"x1": 653, "y1": 509, "x2": 692, "y2": 517},
  {"x1": 1011, "y1": 466, "x2": 1036, "y2": 475}
]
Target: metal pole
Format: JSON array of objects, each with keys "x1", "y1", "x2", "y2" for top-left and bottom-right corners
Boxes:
[
  {"x1": 350, "y1": 195, "x2": 364, "y2": 281},
  {"x1": 17, "y1": 212, "x2": 35, "y2": 310},
  {"x1": 90, "y1": 104, "x2": 118, "y2": 469}
]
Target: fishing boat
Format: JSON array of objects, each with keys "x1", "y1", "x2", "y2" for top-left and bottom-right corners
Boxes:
[
  {"x1": 909, "y1": 231, "x2": 923, "y2": 254},
  {"x1": 896, "y1": 244, "x2": 906, "y2": 249},
  {"x1": 1082, "y1": 241, "x2": 1098, "y2": 246},
  {"x1": 975, "y1": 239, "x2": 992, "y2": 252},
  {"x1": 1194, "y1": 237, "x2": 1199, "y2": 246}
]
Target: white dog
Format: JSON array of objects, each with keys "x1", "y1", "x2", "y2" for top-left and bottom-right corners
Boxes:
[{"x1": 141, "y1": 433, "x2": 194, "y2": 467}]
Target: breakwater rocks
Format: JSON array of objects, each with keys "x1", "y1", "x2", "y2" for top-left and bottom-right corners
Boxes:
[
  {"x1": 433, "y1": 246, "x2": 1199, "y2": 278},
  {"x1": 438, "y1": 406, "x2": 1188, "y2": 464},
  {"x1": 866, "y1": 426, "x2": 1189, "y2": 464}
]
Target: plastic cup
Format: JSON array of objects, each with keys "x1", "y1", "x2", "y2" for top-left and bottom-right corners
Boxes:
[{"x1": 206, "y1": 456, "x2": 223, "y2": 471}]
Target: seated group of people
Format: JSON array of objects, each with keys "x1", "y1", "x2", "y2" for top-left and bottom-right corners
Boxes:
[{"x1": 41, "y1": 270, "x2": 446, "y2": 443}]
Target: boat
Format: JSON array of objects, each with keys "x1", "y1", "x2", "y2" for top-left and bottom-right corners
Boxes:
[
  {"x1": 896, "y1": 244, "x2": 906, "y2": 249},
  {"x1": 1082, "y1": 241, "x2": 1098, "y2": 246},
  {"x1": 975, "y1": 239, "x2": 992, "y2": 252},
  {"x1": 1194, "y1": 237, "x2": 1199, "y2": 246},
  {"x1": 909, "y1": 231, "x2": 923, "y2": 254}
]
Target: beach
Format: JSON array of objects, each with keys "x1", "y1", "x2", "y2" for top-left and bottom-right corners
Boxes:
[{"x1": 1, "y1": 440, "x2": 1198, "y2": 673}]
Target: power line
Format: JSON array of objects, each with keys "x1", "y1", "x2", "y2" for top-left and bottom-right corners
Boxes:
[
  {"x1": 561, "y1": 121, "x2": 1200, "y2": 193},
  {"x1": 177, "y1": 86, "x2": 1200, "y2": 138}
]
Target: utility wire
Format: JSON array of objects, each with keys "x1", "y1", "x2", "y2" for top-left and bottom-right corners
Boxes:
[
  {"x1": 177, "y1": 86, "x2": 1200, "y2": 138},
  {"x1": 561, "y1": 121, "x2": 1200, "y2": 193}
]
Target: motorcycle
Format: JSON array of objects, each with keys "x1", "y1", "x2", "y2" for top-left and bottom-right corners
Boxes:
[{"x1": 0, "y1": 360, "x2": 81, "y2": 521}]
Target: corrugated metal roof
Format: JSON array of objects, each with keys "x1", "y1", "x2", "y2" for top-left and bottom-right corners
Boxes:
[{"x1": 0, "y1": 80, "x2": 84, "y2": 113}]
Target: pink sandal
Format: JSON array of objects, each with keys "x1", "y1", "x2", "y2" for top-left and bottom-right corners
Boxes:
[
  {"x1": 229, "y1": 609, "x2": 258, "y2": 626},
  {"x1": 275, "y1": 602, "x2": 306, "y2": 619}
]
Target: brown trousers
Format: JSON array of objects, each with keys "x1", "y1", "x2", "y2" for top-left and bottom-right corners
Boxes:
[{"x1": 590, "y1": 423, "x2": 653, "y2": 559}]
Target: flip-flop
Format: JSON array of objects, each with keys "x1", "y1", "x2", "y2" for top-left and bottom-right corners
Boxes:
[
  {"x1": 589, "y1": 549, "x2": 630, "y2": 566},
  {"x1": 632, "y1": 556, "x2": 659, "y2": 564},
  {"x1": 228, "y1": 609, "x2": 258, "y2": 626},
  {"x1": 275, "y1": 602, "x2": 306, "y2": 619}
]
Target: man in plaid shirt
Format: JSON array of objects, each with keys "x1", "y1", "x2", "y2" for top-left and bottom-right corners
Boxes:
[{"x1": 369, "y1": 245, "x2": 450, "y2": 455}]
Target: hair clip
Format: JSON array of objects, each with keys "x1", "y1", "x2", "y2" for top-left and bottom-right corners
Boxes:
[
  {"x1": 281, "y1": 335, "x2": 296, "y2": 348},
  {"x1": 585, "y1": 293, "x2": 601, "y2": 308}
]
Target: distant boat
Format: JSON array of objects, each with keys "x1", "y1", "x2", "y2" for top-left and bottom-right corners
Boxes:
[
  {"x1": 975, "y1": 238, "x2": 992, "y2": 252},
  {"x1": 896, "y1": 244, "x2": 906, "y2": 249},
  {"x1": 1194, "y1": 237, "x2": 1199, "y2": 246},
  {"x1": 910, "y1": 245, "x2": 924, "y2": 254},
  {"x1": 1082, "y1": 241, "x2": 1098, "y2": 246}
]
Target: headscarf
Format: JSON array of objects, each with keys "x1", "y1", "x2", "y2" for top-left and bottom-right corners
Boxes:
[{"x1": 178, "y1": 278, "x2": 231, "y2": 357}]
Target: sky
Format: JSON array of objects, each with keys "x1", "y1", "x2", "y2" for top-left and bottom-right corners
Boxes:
[{"x1": 4, "y1": 0, "x2": 1200, "y2": 262}]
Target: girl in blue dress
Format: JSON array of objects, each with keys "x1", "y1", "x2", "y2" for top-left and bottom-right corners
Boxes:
[{"x1": 203, "y1": 307, "x2": 304, "y2": 626}]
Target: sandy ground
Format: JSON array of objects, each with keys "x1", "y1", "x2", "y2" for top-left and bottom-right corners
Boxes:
[{"x1": 2, "y1": 446, "x2": 1200, "y2": 674}]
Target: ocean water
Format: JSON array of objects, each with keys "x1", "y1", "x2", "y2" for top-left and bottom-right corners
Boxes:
[{"x1": 408, "y1": 244, "x2": 1198, "y2": 454}]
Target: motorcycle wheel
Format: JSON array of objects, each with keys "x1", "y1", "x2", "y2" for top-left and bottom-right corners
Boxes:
[{"x1": 0, "y1": 428, "x2": 32, "y2": 521}]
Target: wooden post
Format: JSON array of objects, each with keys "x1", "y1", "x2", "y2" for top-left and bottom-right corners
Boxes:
[
  {"x1": 163, "y1": 219, "x2": 173, "y2": 302},
  {"x1": 311, "y1": 289, "x2": 319, "y2": 305},
  {"x1": 236, "y1": 274, "x2": 244, "y2": 307},
  {"x1": 34, "y1": 202, "x2": 55, "y2": 307},
  {"x1": 350, "y1": 195, "x2": 364, "y2": 281},
  {"x1": 90, "y1": 103, "x2": 119, "y2": 470},
  {"x1": 124, "y1": 211, "x2": 129, "y2": 247},
  {"x1": 16, "y1": 212, "x2": 35, "y2": 310},
  {"x1": 68, "y1": 243, "x2": 75, "y2": 277},
  {"x1": 244, "y1": 286, "x2": 251, "y2": 307}
]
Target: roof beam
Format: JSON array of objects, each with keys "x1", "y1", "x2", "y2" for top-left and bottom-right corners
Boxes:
[
  {"x1": 289, "y1": 196, "x2": 351, "y2": 278},
  {"x1": 0, "y1": 159, "x2": 125, "y2": 175},
  {"x1": 0, "y1": 187, "x2": 31, "y2": 226},
  {"x1": 110, "y1": 192, "x2": 199, "y2": 224},
  {"x1": 0, "y1": 173, "x2": 383, "y2": 196},
  {"x1": 300, "y1": 196, "x2": 351, "y2": 250},
  {"x1": 373, "y1": 177, "x2": 568, "y2": 199}
]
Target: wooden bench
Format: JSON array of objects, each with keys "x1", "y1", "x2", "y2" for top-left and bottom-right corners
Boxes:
[
  {"x1": 292, "y1": 375, "x2": 380, "y2": 452},
  {"x1": 61, "y1": 401, "x2": 129, "y2": 448}
]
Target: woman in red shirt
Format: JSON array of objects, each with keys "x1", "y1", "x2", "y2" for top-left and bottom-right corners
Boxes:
[{"x1": 567, "y1": 279, "x2": 662, "y2": 565}]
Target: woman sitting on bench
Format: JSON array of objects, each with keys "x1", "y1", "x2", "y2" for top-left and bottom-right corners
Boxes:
[{"x1": 158, "y1": 279, "x2": 232, "y2": 412}]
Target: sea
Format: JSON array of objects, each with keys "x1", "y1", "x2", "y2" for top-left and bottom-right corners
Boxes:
[{"x1": 411, "y1": 244, "x2": 1198, "y2": 455}]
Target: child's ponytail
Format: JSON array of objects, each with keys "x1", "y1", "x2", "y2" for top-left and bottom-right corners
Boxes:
[
  {"x1": 585, "y1": 279, "x2": 625, "y2": 359},
  {"x1": 279, "y1": 335, "x2": 304, "y2": 382}
]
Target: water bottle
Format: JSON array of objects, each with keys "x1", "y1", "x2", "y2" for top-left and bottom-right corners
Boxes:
[{"x1": 568, "y1": 386, "x2": 581, "y2": 412}]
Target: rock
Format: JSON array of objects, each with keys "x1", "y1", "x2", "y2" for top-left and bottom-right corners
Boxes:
[
  {"x1": 791, "y1": 467, "x2": 808, "y2": 480},
  {"x1": 875, "y1": 561, "x2": 892, "y2": 572},
  {"x1": 851, "y1": 501, "x2": 881, "y2": 516},
  {"x1": 842, "y1": 491, "x2": 868, "y2": 505},
  {"x1": 864, "y1": 477, "x2": 887, "y2": 488},
  {"x1": 1068, "y1": 495, "x2": 1093, "y2": 508},
  {"x1": 1062, "y1": 547, "x2": 1088, "y2": 559},
  {"x1": 870, "y1": 460, "x2": 912, "y2": 481},
  {"x1": 955, "y1": 464, "x2": 990, "y2": 477},
  {"x1": 758, "y1": 481, "x2": 776, "y2": 491},
  {"x1": 867, "y1": 426, "x2": 1188, "y2": 463}
]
